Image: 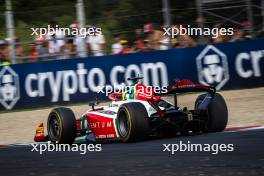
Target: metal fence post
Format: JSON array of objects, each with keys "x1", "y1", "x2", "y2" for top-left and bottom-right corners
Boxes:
[
  {"x1": 246, "y1": 0, "x2": 254, "y2": 37},
  {"x1": 162, "y1": 0, "x2": 172, "y2": 48},
  {"x1": 76, "y1": 0, "x2": 87, "y2": 57},
  {"x1": 262, "y1": 0, "x2": 264, "y2": 31},
  {"x1": 5, "y1": 0, "x2": 16, "y2": 64},
  {"x1": 196, "y1": 0, "x2": 205, "y2": 44},
  {"x1": 162, "y1": 0, "x2": 172, "y2": 27}
]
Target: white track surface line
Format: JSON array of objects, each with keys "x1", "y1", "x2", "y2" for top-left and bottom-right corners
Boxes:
[{"x1": 225, "y1": 126, "x2": 264, "y2": 132}]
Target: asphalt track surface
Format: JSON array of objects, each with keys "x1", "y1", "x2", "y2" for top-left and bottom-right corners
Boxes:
[{"x1": 0, "y1": 128, "x2": 264, "y2": 176}]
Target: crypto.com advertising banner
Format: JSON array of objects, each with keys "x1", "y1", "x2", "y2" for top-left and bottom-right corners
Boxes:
[{"x1": 0, "y1": 39, "x2": 263, "y2": 110}]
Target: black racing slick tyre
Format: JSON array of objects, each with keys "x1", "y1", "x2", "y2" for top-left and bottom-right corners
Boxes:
[
  {"x1": 117, "y1": 102, "x2": 150, "y2": 142},
  {"x1": 47, "y1": 107, "x2": 76, "y2": 144},
  {"x1": 195, "y1": 93, "x2": 228, "y2": 132}
]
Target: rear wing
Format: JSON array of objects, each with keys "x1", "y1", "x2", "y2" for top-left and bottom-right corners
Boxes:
[
  {"x1": 161, "y1": 79, "x2": 216, "y2": 110},
  {"x1": 163, "y1": 79, "x2": 216, "y2": 95}
]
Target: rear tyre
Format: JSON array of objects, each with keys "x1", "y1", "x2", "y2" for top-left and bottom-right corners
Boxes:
[
  {"x1": 195, "y1": 93, "x2": 228, "y2": 132},
  {"x1": 47, "y1": 107, "x2": 76, "y2": 144},
  {"x1": 117, "y1": 102, "x2": 149, "y2": 142}
]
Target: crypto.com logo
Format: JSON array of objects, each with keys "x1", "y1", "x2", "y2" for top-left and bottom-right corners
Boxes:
[
  {"x1": 0, "y1": 66, "x2": 20, "y2": 109},
  {"x1": 196, "y1": 45, "x2": 229, "y2": 90}
]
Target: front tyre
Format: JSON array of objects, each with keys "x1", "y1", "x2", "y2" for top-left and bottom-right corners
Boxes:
[
  {"x1": 117, "y1": 102, "x2": 150, "y2": 142},
  {"x1": 47, "y1": 107, "x2": 76, "y2": 144}
]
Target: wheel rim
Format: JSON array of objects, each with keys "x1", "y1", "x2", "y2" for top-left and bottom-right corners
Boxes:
[
  {"x1": 118, "y1": 110, "x2": 130, "y2": 138},
  {"x1": 48, "y1": 114, "x2": 61, "y2": 141}
]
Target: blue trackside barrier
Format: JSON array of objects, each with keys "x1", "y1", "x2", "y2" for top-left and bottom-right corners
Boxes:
[{"x1": 0, "y1": 38, "x2": 263, "y2": 110}]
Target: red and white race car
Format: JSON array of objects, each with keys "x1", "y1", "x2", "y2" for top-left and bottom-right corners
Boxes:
[{"x1": 34, "y1": 76, "x2": 228, "y2": 144}]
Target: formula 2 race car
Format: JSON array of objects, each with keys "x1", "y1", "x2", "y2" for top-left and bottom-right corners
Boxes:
[{"x1": 34, "y1": 76, "x2": 228, "y2": 144}]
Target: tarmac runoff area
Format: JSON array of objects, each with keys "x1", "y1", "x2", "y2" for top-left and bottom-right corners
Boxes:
[{"x1": 0, "y1": 126, "x2": 264, "y2": 176}]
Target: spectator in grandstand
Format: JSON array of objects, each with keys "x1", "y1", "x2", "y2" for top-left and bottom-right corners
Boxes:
[
  {"x1": 34, "y1": 36, "x2": 49, "y2": 60},
  {"x1": 15, "y1": 37, "x2": 24, "y2": 57},
  {"x1": 257, "y1": 30, "x2": 264, "y2": 38},
  {"x1": 28, "y1": 43, "x2": 39, "y2": 62},
  {"x1": 160, "y1": 36, "x2": 170, "y2": 50},
  {"x1": 14, "y1": 36, "x2": 26, "y2": 63},
  {"x1": 211, "y1": 24, "x2": 230, "y2": 43},
  {"x1": 70, "y1": 23, "x2": 85, "y2": 57},
  {"x1": 212, "y1": 31, "x2": 231, "y2": 43},
  {"x1": 234, "y1": 21, "x2": 254, "y2": 41},
  {"x1": 70, "y1": 23, "x2": 81, "y2": 46},
  {"x1": 61, "y1": 39, "x2": 77, "y2": 59},
  {"x1": 134, "y1": 28, "x2": 148, "y2": 52},
  {"x1": 243, "y1": 31, "x2": 253, "y2": 40},
  {"x1": 118, "y1": 40, "x2": 133, "y2": 54},
  {"x1": 47, "y1": 21, "x2": 65, "y2": 54},
  {"x1": 0, "y1": 40, "x2": 5, "y2": 57},
  {"x1": 176, "y1": 34, "x2": 197, "y2": 48},
  {"x1": 0, "y1": 41, "x2": 10, "y2": 66},
  {"x1": 159, "y1": 25, "x2": 171, "y2": 50},
  {"x1": 241, "y1": 21, "x2": 252, "y2": 30},
  {"x1": 229, "y1": 28, "x2": 245, "y2": 42},
  {"x1": 86, "y1": 25, "x2": 106, "y2": 56},
  {"x1": 171, "y1": 38, "x2": 178, "y2": 48},
  {"x1": 111, "y1": 34, "x2": 123, "y2": 54},
  {"x1": 143, "y1": 23, "x2": 161, "y2": 50},
  {"x1": 0, "y1": 42, "x2": 11, "y2": 65},
  {"x1": 0, "y1": 40, "x2": 4, "y2": 56},
  {"x1": 143, "y1": 23, "x2": 170, "y2": 50}
]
